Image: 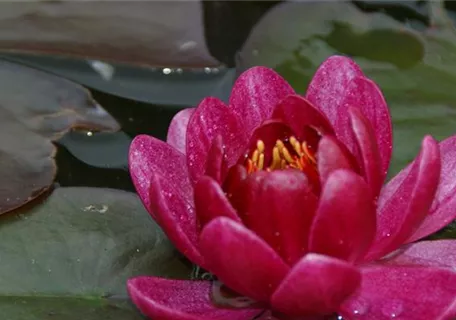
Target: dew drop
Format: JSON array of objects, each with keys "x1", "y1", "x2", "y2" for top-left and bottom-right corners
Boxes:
[
  {"x1": 351, "y1": 298, "x2": 370, "y2": 315},
  {"x1": 381, "y1": 299, "x2": 403, "y2": 318},
  {"x1": 382, "y1": 231, "x2": 392, "y2": 238}
]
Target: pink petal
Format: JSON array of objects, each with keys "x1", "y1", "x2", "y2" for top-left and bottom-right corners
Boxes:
[
  {"x1": 317, "y1": 135, "x2": 356, "y2": 187},
  {"x1": 205, "y1": 135, "x2": 228, "y2": 184},
  {"x1": 408, "y1": 135, "x2": 456, "y2": 241},
  {"x1": 128, "y1": 277, "x2": 263, "y2": 320},
  {"x1": 349, "y1": 107, "x2": 383, "y2": 198},
  {"x1": 384, "y1": 240, "x2": 456, "y2": 270},
  {"x1": 306, "y1": 55, "x2": 364, "y2": 125},
  {"x1": 338, "y1": 77, "x2": 392, "y2": 178},
  {"x1": 229, "y1": 66, "x2": 294, "y2": 137},
  {"x1": 240, "y1": 170, "x2": 318, "y2": 265},
  {"x1": 339, "y1": 265, "x2": 456, "y2": 320},
  {"x1": 271, "y1": 94, "x2": 334, "y2": 137},
  {"x1": 366, "y1": 136, "x2": 441, "y2": 261},
  {"x1": 222, "y1": 165, "x2": 249, "y2": 215},
  {"x1": 309, "y1": 170, "x2": 376, "y2": 263},
  {"x1": 149, "y1": 173, "x2": 204, "y2": 267},
  {"x1": 199, "y1": 217, "x2": 290, "y2": 303},
  {"x1": 271, "y1": 254, "x2": 361, "y2": 317},
  {"x1": 194, "y1": 176, "x2": 241, "y2": 227},
  {"x1": 167, "y1": 108, "x2": 195, "y2": 154},
  {"x1": 186, "y1": 97, "x2": 247, "y2": 183},
  {"x1": 129, "y1": 134, "x2": 192, "y2": 218}
]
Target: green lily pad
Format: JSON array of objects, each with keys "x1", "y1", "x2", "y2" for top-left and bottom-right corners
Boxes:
[
  {"x1": 58, "y1": 131, "x2": 131, "y2": 170},
  {"x1": 238, "y1": 1, "x2": 456, "y2": 175},
  {"x1": 0, "y1": 60, "x2": 120, "y2": 214},
  {"x1": 0, "y1": 187, "x2": 191, "y2": 319},
  {"x1": 0, "y1": 1, "x2": 218, "y2": 68}
]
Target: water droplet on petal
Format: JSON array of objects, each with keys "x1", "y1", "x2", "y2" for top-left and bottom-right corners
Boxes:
[
  {"x1": 381, "y1": 299, "x2": 403, "y2": 318},
  {"x1": 351, "y1": 298, "x2": 370, "y2": 315}
]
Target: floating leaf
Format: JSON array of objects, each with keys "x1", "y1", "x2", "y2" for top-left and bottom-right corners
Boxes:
[
  {"x1": 0, "y1": 1, "x2": 219, "y2": 68},
  {"x1": 0, "y1": 60, "x2": 119, "y2": 214},
  {"x1": 0, "y1": 52, "x2": 235, "y2": 107},
  {"x1": 58, "y1": 131, "x2": 131, "y2": 170},
  {"x1": 238, "y1": 1, "x2": 456, "y2": 175},
  {"x1": 0, "y1": 187, "x2": 191, "y2": 318}
]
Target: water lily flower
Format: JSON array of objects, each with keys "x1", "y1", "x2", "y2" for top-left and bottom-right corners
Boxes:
[{"x1": 128, "y1": 56, "x2": 456, "y2": 320}]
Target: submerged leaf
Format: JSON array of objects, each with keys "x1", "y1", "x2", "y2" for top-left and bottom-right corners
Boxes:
[{"x1": 0, "y1": 60, "x2": 119, "y2": 214}]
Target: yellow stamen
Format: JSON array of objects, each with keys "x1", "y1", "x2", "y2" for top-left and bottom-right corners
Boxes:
[
  {"x1": 258, "y1": 154, "x2": 265, "y2": 170},
  {"x1": 270, "y1": 146, "x2": 281, "y2": 170},
  {"x1": 257, "y1": 140, "x2": 265, "y2": 154},
  {"x1": 290, "y1": 136, "x2": 303, "y2": 156},
  {"x1": 244, "y1": 137, "x2": 317, "y2": 175}
]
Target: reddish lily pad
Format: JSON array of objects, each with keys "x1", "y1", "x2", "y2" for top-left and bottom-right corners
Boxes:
[
  {"x1": 0, "y1": 187, "x2": 191, "y2": 319},
  {"x1": 0, "y1": 1, "x2": 218, "y2": 68},
  {"x1": 0, "y1": 60, "x2": 119, "y2": 214}
]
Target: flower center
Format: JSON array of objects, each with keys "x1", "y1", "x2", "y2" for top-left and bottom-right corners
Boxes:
[{"x1": 245, "y1": 136, "x2": 317, "y2": 174}]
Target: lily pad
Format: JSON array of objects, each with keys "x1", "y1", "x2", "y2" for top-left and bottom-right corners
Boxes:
[
  {"x1": 0, "y1": 1, "x2": 218, "y2": 68},
  {"x1": 0, "y1": 60, "x2": 119, "y2": 214},
  {"x1": 0, "y1": 187, "x2": 191, "y2": 319},
  {"x1": 0, "y1": 52, "x2": 235, "y2": 107},
  {"x1": 58, "y1": 131, "x2": 131, "y2": 170},
  {"x1": 238, "y1": 1, "x2": 456, "y2": 175}
]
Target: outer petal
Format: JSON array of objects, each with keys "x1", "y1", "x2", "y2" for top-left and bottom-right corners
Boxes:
[
  {"x1": 128, "y1": 277, "x2": 263, "y2": 320},
  {"x1": 229, "y1": 66, "x2": 294, "y2": 136},
  {"x1": 309, "y1": 170, "x2": 376, "y2": 263},
  {"x1": 129, "y1": 134, "x2": 192, "y2": 218},
  {"x1": 186, "y1": 97, "x2": 247, "y2": 183},
  {"x1": 167, "y1": 108, "x2": 195, "y2": 154},
  {"x1": 408, "y1": 135, "x2": 456, "y2": 241},
  {"x1": 271, "y1": 254, "x2": 361, "y2": 317},
  {"x1": 366, "y1": 136, "x2": 441, "y2": 261},
  {"x1": 149, "y1": 173, "x2": 203, "y2": 267},
  {"x1": 317, "y1": 135, "x2": 356, "y2": 187},
  {"x1": 384, "y1": 240, "x2": 456, "y2": 270},
  {"x1": 199, "y1": 217, "x2": 290, "y2": 303},
  {"x1": 240, "y1": 170, "x2": 318, "y2": 265},
  {"x1": 339, "y1": 265, "x2": 456, "y2": 320},
  {"x1": 306, "y1": 55, "x2": 363, "y2": 125},
  {"x1": 271, "y1": 95, "x2": 334, "y2": 138},
  {"x1": 338, "y1": 78, "x2": 392, "y2": 178},
  {"x1": 349, "y1": 107, "x2": 383, "y2": 198},
  {"x1": 194, "y1": 176, "x2": 241, "y2": 227}
]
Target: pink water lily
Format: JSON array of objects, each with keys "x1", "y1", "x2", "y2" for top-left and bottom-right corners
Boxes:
[{"x1": 128, "y1": 56, "x2": 456, "y2": 320}]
